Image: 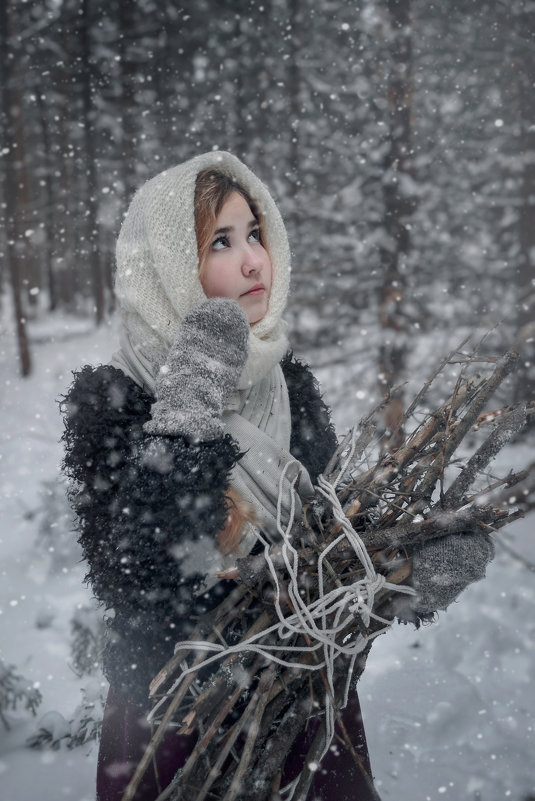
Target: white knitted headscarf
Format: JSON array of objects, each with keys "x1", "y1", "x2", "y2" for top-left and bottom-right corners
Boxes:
[{"x1": 114, "y1": 151, "x2": 290, "y2": 388}]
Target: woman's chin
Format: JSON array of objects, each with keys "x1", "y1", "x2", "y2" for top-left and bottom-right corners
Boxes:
[{"x1": 239, "y1": 298, "x2": 268, "y2": 325}]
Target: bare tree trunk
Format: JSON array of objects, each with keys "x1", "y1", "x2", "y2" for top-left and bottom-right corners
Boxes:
[
  {"x1": 11, "y1": 101, "x2": 37, "y2": 311},
  {"x1": 513, "y1": 15, "x2": 535, "y2": 404},
  {"x1": 34, "y1": 89, "x2": 57, "y2": 312},
  {"x1": 378, "y1": 0, "x2": 415, "y2": 449},
  {"x1": 287, "y1": 0, "x2": 301, "y2": 184},
  {"x1": 54, "y1": 26, "x2": 77, "y2": 310},
  {"x1": 118, "y1": 0, "x2": 139, "y2": 202},
  {"x1": 4, "y1": 45, "x2": 38, "y2": 316},
  {"x1": 103, "y1": 228, "x2": 116, "y2": 315},
  {"x1": 233, "y1": 14, "x2": 248, "y2": 160},
  {"x1": 79, "y1": 0, "x2": 104, "y2": 324},
  {"x1": 286, "y1": 0, "x2": 302, "y2": 231},
  {"x1": 0, "y1": 0, "x2": 31, "y2": 376}
]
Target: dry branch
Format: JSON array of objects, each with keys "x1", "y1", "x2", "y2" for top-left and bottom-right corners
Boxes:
[{"x1": 121, "y1": 331, "x2": 535, "y2": 801}]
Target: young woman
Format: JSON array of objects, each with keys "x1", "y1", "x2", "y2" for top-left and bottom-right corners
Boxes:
[{"x1": 62, "y1": 151, "x2": 493, "y2": 800}]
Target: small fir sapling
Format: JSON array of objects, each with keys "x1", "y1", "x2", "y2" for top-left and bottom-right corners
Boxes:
[
  {"x1": 35, "y1": 477, "x2": 83, "y2": 571},
  {"x1": 70, "y1": 604, "x2": 106, "y2": 677},
  {"x1": 67, "y1": 681, "x2": 106, "y2": 747},
  {"x1": 0, "y1": 658, "x2": 42, "y2": 729},
  {"x1": 27, "y1": 606, "x2": 108, "y2": 749},
  {"x1": 25, "y1": 606, "x2": 106, "y2": 748},
  {"x1": 27, "y1": 680, "x2": 106, "y2": 750}
]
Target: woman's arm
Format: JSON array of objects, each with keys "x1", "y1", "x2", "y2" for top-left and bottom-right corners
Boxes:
[
  {"x1": 281, "y1": 354, "x2": 494, "y2": 622},
  {"x1": 62, "y1": 364, "x2": 241, "y2": 616}
]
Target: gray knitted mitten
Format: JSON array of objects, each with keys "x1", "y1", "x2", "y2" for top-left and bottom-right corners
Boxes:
[
  {"x1": 144, "y1": 298, "x2": 249, "y2": 442},
  {"x1": 411, "y1": 532, "x2": 495, "y2": 615}
]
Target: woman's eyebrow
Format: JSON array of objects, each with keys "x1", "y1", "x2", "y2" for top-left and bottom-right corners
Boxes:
[
  {"x1": 214, "y1": 225, "x2": 232, "y2": 236},
  {"x1": 213, "y1": 219, "x2": 258, "y2": 236}
]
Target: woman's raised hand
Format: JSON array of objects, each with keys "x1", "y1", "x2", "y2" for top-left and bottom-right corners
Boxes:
[
  {"x1": 144, "y1": 298, "x2": 249, "y2": 441},
  {"x1": 410, "y1": 532, "x2": 495, "y2": 616}
]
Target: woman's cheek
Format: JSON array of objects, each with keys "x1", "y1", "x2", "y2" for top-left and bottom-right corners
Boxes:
[{"x1": 201, "y1": 264, "x2": 232, "y2": 299}]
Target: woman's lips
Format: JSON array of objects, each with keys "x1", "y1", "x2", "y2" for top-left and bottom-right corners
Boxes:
[{"x1": 242, "y1": 284, "x2": 265, "y2": 296}]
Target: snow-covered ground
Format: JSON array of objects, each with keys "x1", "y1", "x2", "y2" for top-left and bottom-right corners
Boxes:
[{"x1": 0, "y1": 310, "x2": 534, "y2": 801}]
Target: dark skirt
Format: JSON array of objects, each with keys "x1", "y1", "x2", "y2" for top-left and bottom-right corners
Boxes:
[{"x1": 96, "y1": 683, "x2": 376, "y2": 801}]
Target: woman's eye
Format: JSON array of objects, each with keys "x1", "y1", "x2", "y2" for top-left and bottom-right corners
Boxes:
[
  {"x1": 248, "y1": 227, "x2": 261, "y2": 244},
  {"x1": 211, "y1": 236, "x2": 229, "y2": 251}
]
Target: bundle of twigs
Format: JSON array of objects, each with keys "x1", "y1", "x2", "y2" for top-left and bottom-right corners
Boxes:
[{"x1": 122, "y1": 328, "x2": 535, "y2": 801}]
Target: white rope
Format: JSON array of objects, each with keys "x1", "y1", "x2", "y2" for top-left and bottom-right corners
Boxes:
[{"x1": 149, "y1": 429, "x2": 416, "y2": 783}]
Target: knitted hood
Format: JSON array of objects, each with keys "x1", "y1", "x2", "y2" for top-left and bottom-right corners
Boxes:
[{"x1": 115, "y1": 151, "x2": 291, "y2": 387}]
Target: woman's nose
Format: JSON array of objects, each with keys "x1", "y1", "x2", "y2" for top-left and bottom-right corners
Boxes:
[{"x1": 242, "y1": 244, "x2": 263, "y2": 273}]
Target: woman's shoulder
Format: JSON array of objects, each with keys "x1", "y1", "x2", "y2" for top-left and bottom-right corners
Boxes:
[
  {"x1": 60, "y1": 365, "x2": 151, "y2": 484},
  {"x1": 281, "y1": 351, "x2": 337, "y2": 481},
  {"x1": 61, "y1": 366, "x2": 153, "y2": 463},
  {"x1": 63, "y1": 364, "x2": 151, "y2": 422},
  {"x1": 281, "y1": 350, "x2": 326, "y2": 406}
]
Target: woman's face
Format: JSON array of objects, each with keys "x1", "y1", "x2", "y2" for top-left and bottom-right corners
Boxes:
[{"x1": 200, "y1": 192, "x2": 272, "y2": 324}]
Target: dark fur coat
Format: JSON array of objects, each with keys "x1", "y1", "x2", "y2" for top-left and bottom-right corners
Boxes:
[{"x1": 62, "y1": 352, "x2": 337, "y2": 702}]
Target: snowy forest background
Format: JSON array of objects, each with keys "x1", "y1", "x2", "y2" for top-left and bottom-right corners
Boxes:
[{"x1": 1, "y1": 1, "x2": 535, "y2": 800}]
